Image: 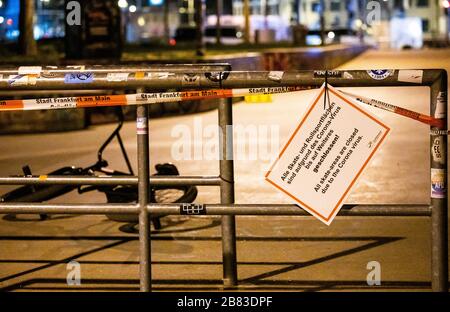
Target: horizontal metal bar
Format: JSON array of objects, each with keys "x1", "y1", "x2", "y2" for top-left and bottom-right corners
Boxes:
[
  {"x1": 0, "y1": 63, "x2": 232, "y2": 75},
  {"x1": 0, "y1": 203, "x2": 431, "y2": 216},
  {"x1": 150, "y1": 204, "x2": 432, "y2": 216},
  {"x1": 219, "y1": 70, "x2": 443, "y2": 89},
  {"x1": 0, "y1": 90, "x2": 109, "y2": 97},
  {"x1": 152, "y1": 176, "x2": 221, "y2": 186},
  {"x1": 0, "y1": 176, "x2": 221, "y2": 186},
  {"x1": 0, "y1": 64, "x2": 232, "y2": 96},
  {"x1": 0, "y1": 203, "x2": 139, "y2": 215},
  {"x1": 0, "y1": 70, "x2": 443, "y2": 90}
]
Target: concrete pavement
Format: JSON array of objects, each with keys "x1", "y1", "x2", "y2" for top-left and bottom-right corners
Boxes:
[{"x1": 0, "y1": 48, "x2": 449, "y2": 291}]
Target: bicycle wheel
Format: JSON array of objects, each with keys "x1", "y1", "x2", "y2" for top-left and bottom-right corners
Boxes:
[{"x1": 103, "y1": 184, "x2": 198, "y2": 224}]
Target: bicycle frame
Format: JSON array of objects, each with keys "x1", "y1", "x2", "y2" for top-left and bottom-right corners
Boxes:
[{"x1": 94, "y1": 107, "x2": 134, "y2": 176}]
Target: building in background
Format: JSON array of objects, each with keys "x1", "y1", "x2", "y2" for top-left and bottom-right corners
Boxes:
[
  {"x1": 123, "y1": 0, "x2": 179, "y2": 44},
  {"x1": 0, "y1": 0, "x2": 448, "y2": 46},
  {"x1": 297, "y1": 0, "x2": 353, "y2": 31},
  {"x1": 0, "y1": 0, "x2": 20, "y2": 41},
  {"x1": 367, "y1": 0, "x2": 449, "y2": 48},
  {"x1": 0, "y1": 0, "x2": 65, "y2": 41},
  {"x1": 35, "y1": 0, "x2": 65, "y2": 39},
  {"x1": 203, "y1": 0, "x2": 295, "y2": 42},
  {"x1": 203, "y1": 0, "x2": 360, "y2": 43},
  {"x1": 401, "y1": 0, "x2": 448, "y2": 41}
]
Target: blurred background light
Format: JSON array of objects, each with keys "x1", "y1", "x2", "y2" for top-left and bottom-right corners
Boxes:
[
  {"x1": 149, "y1": 0, "x2": 164, "y2": 5},
  {"x1": 137, "y1": 16, "x2": 145, "y2": 26},
  {"x1": 118, "y1": 0, "x2": 128, "y2": 8},
  {"x1": 306, "y1": 34, "x2": 322, "y2": 45}
]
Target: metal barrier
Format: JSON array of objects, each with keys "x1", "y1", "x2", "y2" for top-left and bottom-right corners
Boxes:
[{"x1": 0, "y1": 67, "x2": 447, "y2": 292}]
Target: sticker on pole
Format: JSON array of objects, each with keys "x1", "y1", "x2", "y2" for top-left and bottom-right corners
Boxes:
[
  {"x1": 265, "y1": 84, "x2": 390, "y2": 225},
  {"x1": 136, "y1": 117, "x2": 148, "y2": 135}
]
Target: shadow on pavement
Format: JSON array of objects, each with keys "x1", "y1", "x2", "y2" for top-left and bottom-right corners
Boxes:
[{"x1": 0, "y1": 235, "x2": 413, "y2": 292}]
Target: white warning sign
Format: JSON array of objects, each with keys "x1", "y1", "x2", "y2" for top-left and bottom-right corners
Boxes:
[{"x1": 265, "y1": 84, "x2": 390, "y2": 225}]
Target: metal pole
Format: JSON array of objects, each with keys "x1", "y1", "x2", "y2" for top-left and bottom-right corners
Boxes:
[
  {"x1": 19, "y1": 0, "x2": 37, "y2": 56},
  {"x1": 243, "y1": 0, "x2": 250, "y2": 44},
  {"x1": 163, "y1": 0, "x2": 170, "y2": 44},
  {"x1": 219, "y1": 97, "x2": 238, "y2": 287},
  {"x1": 319, "y1": 0, "x2": 326, "y2": 46},
  {"x1": 216, "y1": 0, "x2": 222, "y2": 45},
  {"x1": 194, "y1": 0, "x2": 205, "y2": 57},
  {"x1": 430, "y1": 72, "x2": 448, "y2": 292},
  {"x1": 137, "y1": 100, "x2": 151, "y2": 292}
]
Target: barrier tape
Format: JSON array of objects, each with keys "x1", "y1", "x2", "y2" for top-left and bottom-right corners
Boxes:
[
  {"x1": 430, "y1": 129, "x2": 449, "y2": 136},
  {"x1": 0, "y1": 86, "x2": 305, "y2": 112},
  {"x1": 0, "y1": 86, "x2": 447, "y2": 134},
  {"x1": 339, "y1": 90, "x2": 445, "y2": 129}
]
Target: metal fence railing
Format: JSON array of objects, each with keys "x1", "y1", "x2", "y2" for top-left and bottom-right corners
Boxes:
[{"x1": 0, "y1": 66, "x2": 447, "y2": 292}]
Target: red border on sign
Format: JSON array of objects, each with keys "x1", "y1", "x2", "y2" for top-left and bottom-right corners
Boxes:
[{"x1": 265, "y1": 87, "x2": 390, "y2": 223}]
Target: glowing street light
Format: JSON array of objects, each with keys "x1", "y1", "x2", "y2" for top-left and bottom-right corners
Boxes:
[
  {"x1": 129, "y1": 5, "x2": 137, "y2": 13},
  {"x1": 443, "y1": 0, "x2": 450, "y2": 9}
]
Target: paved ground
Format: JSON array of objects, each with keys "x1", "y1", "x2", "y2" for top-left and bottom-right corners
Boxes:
[{"x1": 0, "y1": 48, "x2": 449, "y2": 291}]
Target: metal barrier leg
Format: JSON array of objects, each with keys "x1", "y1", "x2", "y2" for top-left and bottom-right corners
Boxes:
[
  {"x1": 219, "y1": 97, "x2": 238, "y2": 287},
  {"x1": 430, "y1": 73, "x2": 448, "y2": 292},
  {"x1": 137, "y1": 103, "x2": 152, "y2": 292}
]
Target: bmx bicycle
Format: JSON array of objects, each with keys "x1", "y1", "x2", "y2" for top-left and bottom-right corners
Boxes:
[{"x1": 0, "y1": 108, "x2": 197, "y2": 229}]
